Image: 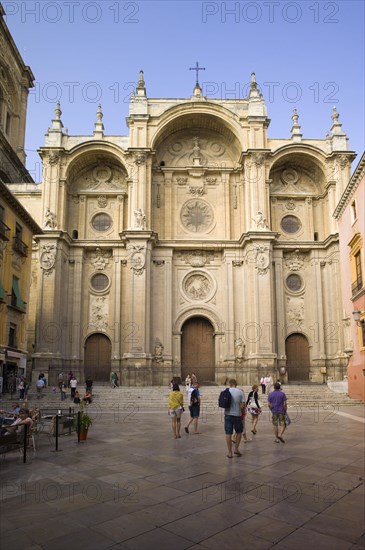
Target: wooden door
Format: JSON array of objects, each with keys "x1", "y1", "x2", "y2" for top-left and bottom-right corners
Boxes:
[
  {"x1": 181, "y1": 317, "x2": 215, "y2": 382},
  {"x1": 84, "y1": 333, "x2": 111, "y2": 381},
  {"x1": 285, "y1": 333, "x2": 310, "y2": 381}
]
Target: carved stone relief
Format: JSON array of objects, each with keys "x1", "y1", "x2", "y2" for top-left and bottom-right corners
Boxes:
[
  {"x1": 40, "y1": 244, "x2": 56, "y2": 275},
  {"x1": 156, "y1": 133, "x2": 237, "y2": 168},
  {"x1": 256, "y1": 246, "x2": 270, "y2": 275},
  {"x1": 179, "y1": 250, "x2": 215, "y2": 267},
  {"x1": 89, "y1": 248, "x2": 110, "y2": 270},
  {"x1": 71, "y1": 164, "x2": 127, "y2": 193},
  {"x1": 286, "y1": 296, "x2": 304, "y2": 326},
  {"x1": 284, "y1": 250, "x2": 305, "y2": 271},
  {"x1": 183, "y1": 272, "x2": 213, "y2": 301},
  {"x1": 127, "y1": 244, "x2": 146, "y2": 276},
  {"x1": 89, "y1": 296, "x2": 108, "y2": 331},
  {"x1": 180, "y1": 200, "x2": 214, "y2": 233}
]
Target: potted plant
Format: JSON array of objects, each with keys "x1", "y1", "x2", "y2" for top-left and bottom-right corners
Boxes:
[{"x1": 75, "y1": 401, "x2": 93, "y2": 441}]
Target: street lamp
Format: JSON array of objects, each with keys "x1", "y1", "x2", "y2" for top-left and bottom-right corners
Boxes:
[{"x1": 352, "y1": 310, "x2": 365, "y2": 326}]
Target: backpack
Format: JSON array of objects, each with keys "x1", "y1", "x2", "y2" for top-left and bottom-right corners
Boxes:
[
  {"x1": 190, "y1": 389, "x2": 199, "y2": 406},
  {"x1": 218, "y1": 387, "x2": 232, "y2": 409},
  {"x1": 36, "y1": 379, "x2": 44, "y2": 389}
]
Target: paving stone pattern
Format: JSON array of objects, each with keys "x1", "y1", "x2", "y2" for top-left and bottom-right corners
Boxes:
[{"x1": 0, "y1": 387, "x2": 364, "y2": 550}]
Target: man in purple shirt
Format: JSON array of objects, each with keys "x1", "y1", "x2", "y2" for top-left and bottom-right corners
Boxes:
[{"x1": 268, "y1": 382, "x2": 287, "y2": 443}]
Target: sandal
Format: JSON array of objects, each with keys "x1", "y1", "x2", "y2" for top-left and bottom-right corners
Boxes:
[
  {"x1": 227, "y1": 454, "x2": 233, "y2": 459},
  {"x1": 278, "y1": 436, "x2": 285, "y2": 443},
  {"x1": 234, "y1": 451, "x2": 242, "y2": 457}
]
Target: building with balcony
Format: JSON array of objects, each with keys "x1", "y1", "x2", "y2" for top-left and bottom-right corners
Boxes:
[
  {"x1": 0, "y1": 181, "x2": 42, "y2": 390},
  {"x1": 0, "y1": 4, "x2": 42, "y2": 391},
  {"x1": 334, "y1": 152, "x2": 365, "y2": 402}
]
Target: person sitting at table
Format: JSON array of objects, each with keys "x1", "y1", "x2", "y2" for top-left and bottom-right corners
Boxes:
[
  {"x1": 0, "y1": 403, "x2": 21, "y2": 428},
  {"x1": 83, "y1": 390, "x2": 92, "y2": 404},
  {"x1": 73, "y1": 390, "x2": 81, "y2": 404},
  {"x1": 1, "y1": 408, "x2": 33, "y2": 439}
]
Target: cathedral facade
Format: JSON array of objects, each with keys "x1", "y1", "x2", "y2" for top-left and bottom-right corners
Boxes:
[{"x1": 10, "y1": 72, "x2": 355, "y2": 386}]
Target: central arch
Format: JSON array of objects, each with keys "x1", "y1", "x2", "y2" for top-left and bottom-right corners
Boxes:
[
  {"x1": 84, "y1": 333, "x2": 111, "y2": 381},
  {"x1": 181, "y1": 316, "x2": 215, "y2": 382}
]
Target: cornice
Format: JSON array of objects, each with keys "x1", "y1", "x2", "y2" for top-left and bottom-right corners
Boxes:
[{"x1": 333, "y1": 152, "x2": 365, "y2": 219}]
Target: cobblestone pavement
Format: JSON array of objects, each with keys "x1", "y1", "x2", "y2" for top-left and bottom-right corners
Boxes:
[{"x1": 1, "y1": 401, "x2": 364, "y2": 549}]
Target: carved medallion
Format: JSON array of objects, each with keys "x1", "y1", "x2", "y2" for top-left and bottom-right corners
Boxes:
[
  {"x1": 181, "y1": 200, "x2": 214, "y2": 233},
  {"x1": 40, "y1": 245, "x2": 56, "y2": 275},
  {"x1": 183, "y1": 272, "x2": 212, "y2": 301},
  {"x1": 281, "y1": 168, "x2": 299, "y2": 186}
]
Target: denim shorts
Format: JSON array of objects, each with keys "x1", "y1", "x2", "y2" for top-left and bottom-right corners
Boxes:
[
  {"x1": 224, "y1": 415, "x2": 243, "y2": 435},
  {"x1": 189, "y1": 405, "x2": 200, "y2": 418}
]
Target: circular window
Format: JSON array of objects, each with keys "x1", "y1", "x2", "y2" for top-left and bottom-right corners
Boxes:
[
  {"x1": 91, "y1": 213, "x2": 112, "y2": 232},
  {"x1": 281, "y1": 215, "x2": 301, "y2": 234},
  {"x1": 91, "y1": 273, "x2": 109, "y2": 291},
  {"x1": 286, "y1": 274, "x2": 302, "y2": 292}
]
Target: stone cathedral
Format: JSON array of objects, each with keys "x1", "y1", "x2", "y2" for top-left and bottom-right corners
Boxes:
[{"x1": 11, "y1": 71, "x2": 355, "y2": 386}]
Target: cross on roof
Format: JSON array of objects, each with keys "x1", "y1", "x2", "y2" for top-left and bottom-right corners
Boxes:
[{"x1": 189, "y1": 61, "x2": 205, "y2": 86}]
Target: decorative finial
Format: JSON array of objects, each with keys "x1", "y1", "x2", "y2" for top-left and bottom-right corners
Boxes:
[
  {"x1": 331, "y1": 105, "x2": 339, "y2": 122},
  {"x1": 94, "y1": 103, "x2": 104, "y2": 136},
  {"x1": 96, "y1": 104, "x2": 103, "y2": 122},
  {"x1": 137, "y1": 70, "x2": 145, "y2": 89},
  {"x1": 330, "y1": 105, "x2": 344, "y2": 136},
  {"x1": 135, "y1": 69, "x2": 146, "y2": 97},
  {"x1": 55, "y1": 102, "x2": 62, "y2": 120},
  {"x1": 290, "y1": 107, "x2": 302, "y2": 141},
  {"x1": 250, "y1": 72, "x2": 257, "y2": 90}
]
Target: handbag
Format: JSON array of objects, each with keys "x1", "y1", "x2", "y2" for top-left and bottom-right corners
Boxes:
[{"x1": 284, "y1": 414, "x2": 291, "y2": 426}]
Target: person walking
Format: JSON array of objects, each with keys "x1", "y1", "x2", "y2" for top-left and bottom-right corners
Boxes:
[
  {"x1": 18, "y1": 378, "x2": 25, "y2": 401},
  {"x1": 246, "y1": 384, "x2": 262, "y2": 434},
  {"x1": 185, "y1": 383, "x2": 201, "y2": 434},
  {"x1": 111, "y1": 372, "x2": 119, "y2": 388},
  {"x1": 70, "y1": 376, "x2": 78, "y2": 399},
  {"x1": 185, "y1": 373, "x2": 191, "y2": 393},
  {"x1": 268, "y1": 382, "x2": 288, "y2": 443},
  {"x1": 260, "y1": 376, "x2": 266, "y2": 394},
  {"x1": 168, "y1": 383, "x2": 184, "y2": 439},
  {"x1": 265, "y1": 374, "x2": 273, "y2": 395},
  {"x1": 36, "y1": 377, "x2": 45, "y2": 399},
  {"x1": 224, "y1": 379, "x2": 245, "y2": 459}
]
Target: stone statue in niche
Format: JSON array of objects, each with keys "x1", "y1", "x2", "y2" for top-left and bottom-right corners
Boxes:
[
  {"x1": 235, "y1": 338, "x2": 245, "y2": 360},
  {"x1": 134, "y1": 208, "x2": 146, "y2": 230},
  {"x1": 154, "y1": 338, "x2": 164, "y2": 361}
]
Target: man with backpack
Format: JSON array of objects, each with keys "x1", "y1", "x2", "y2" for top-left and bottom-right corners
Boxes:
[
  {"x1": 221, "y1": 379, "x2": 245, "y2": 458},
  {"x1": 184, "y1": 383, "x2": 201, "y2": 434}
]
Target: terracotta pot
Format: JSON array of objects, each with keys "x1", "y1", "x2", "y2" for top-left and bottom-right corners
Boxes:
[{"x1": 79, "y1": 430, "x2": 88, "y2": 441}]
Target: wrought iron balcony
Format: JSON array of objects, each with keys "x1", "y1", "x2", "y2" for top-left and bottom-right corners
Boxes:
[
  {"x1": 352, "y1": 275, "x2": 363, "y2": 295},
  {"x1": 0, "y1": 220, "x2": 10, "y2": 241},
  {"x1": 12, "y1": 235, "x2": 28, "y2": 257}
]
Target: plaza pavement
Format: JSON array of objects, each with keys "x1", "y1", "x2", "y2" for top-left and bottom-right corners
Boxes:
[{"x1": 0, "y1": 396, "x2": 364, "y2": 550}]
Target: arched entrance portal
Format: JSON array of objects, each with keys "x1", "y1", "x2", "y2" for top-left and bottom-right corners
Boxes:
[
  {"x1": 285, "y1": 333, "x2": 310, "y2": 381},
  {"x1": 181, "y1": 317, "x2": 215, "y2": 382},
  {"x1": 84, "y1": 333, "x2": 111, "y2": 381}
]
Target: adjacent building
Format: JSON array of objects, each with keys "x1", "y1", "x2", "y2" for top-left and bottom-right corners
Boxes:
[
  {"x1": 0, "y1": 3, "x2": 42, "y2": 391},
  {"x1": 334, "y1": 153, "x2": 365, "y2": 403}
]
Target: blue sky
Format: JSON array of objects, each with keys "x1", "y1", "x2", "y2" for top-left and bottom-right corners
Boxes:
[{"x1": 4, "y1": 0, "x2": 364, "y2": 182}]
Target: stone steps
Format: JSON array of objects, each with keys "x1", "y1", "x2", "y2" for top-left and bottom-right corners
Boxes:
[{"x1": 4, "y1": 384, "x2": 363, "y2": 410}]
